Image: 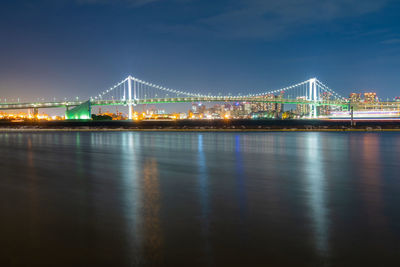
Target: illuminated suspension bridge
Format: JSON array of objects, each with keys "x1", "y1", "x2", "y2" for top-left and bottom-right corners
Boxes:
[{"x1": 0, "y1": 76, "x2": 376, "y2": 119}]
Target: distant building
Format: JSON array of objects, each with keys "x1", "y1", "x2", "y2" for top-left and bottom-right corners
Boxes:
[
  {"x1": 191, "y1": 103, "x2": 206, "y2": 114},
  {"x1": 251, "y1": 97, "x2": 266, "y2": 112},
  {"x1": 318, "y1": 92, "x2": 332, "y2": 116},
  {"x1": 191, "y1": 103, "x2": 198, "y2": 113},
  {"x1": 249, "y1": 92, "x2": 284, "y2": 114},
  {"x1": 364, "y1": 92, "x2": 377, "y2": 103},
  {"x1": 296, "y1": 96, "x2": 309, "y2": 117},
  {"x1": 349, "y1": 93, "x2": 362, "y2": 103},
  {"x1": 244, "y1": 103, "x2": 252, "y2": 113},
  {"x1": 276, "y1": 92, "x2": 284, "y2": 113}
]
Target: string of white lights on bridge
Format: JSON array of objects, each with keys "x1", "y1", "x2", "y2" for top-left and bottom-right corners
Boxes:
[{"x1": 91, "y1": 76, "x2": 347, "y2": 102}]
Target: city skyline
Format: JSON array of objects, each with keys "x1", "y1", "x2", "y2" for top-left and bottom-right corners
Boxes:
[{"x1": 1, "y1": 0, "x2": 400, "y2": 103}]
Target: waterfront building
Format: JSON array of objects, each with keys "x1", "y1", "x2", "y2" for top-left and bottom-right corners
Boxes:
[
  {"x1": 318, "y1": 92, "x2": 332, "y2": 116},
  {"x1": 349, "y1": 93, "x2": 362, "y2": 103},
  {"x1": 364, "y1": 92, "x2": 378, "y2": 103},
  {"x1": 296, "y1": 96, "x2": 309, "y2": 117}
]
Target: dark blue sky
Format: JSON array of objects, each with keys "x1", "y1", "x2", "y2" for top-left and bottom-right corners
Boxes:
[{"x1": 1, "y1": 0, "x2": 400, "y2": 102}]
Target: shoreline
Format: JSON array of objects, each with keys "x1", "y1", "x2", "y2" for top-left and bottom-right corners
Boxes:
[
  {"x1": 1, "y1": 119, "x2": 400, "y2": 132},
  {"x1": 1, "y1": 127, "x2": 399, "y2": 132}
]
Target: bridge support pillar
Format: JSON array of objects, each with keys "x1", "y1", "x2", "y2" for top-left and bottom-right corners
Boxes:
[
  {"x1": 308, "y1": 78, "x2": 317, "y2": 119},
  {"x1": 127, "y1": 76, "x2": 138, "y2": 120},
  {"x1": 128, "y1": 76, "x2": 133, "y2": 120}
]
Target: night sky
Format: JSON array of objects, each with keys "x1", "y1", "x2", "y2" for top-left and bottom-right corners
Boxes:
[{"x1": 1, "y1": 0, "x2": 400, "y2": 103}]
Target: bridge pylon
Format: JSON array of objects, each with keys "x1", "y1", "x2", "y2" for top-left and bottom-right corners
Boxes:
[
  {"x1": 127, "y1": 75, "x2": 138, "y2": 120},
  {"x1": 308, "y1": 78, "x2": 317, "y2": 118},
  {"x1": 128, "y1": 76, "x2": 133, "y2": 120}
]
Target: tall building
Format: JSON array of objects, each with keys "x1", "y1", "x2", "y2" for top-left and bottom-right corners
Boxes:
[
  {"x1": 318, "y1": 92, "x2": 332, "y2": 116},
  {"x1": 251, "y1": 96, "x2": 267, "y2": 112},
  {"x1": 191, "y1": 103, "x2": 198, "y2": 113},
  {"x1": 349, "y1": 93, "x2": 362, "y2": 103},
  {"x1": 275, "y1": 91, "x2": 285, "y2": 113},
  {"x1": 265, "y1": 94, "x2": 276, "y2": 111},
  {"x1": 364, "y1": 92, "x2": 377, "y2": 103},
  {"x1": 296, "y1": 96, "x2": 309, "y2": 116},
  {"x1": 249, "y1": 93, "x2": 285, "y2": 115},
  {"x1": 244, "y1": 103, "x2": 252, "y2": 114}
]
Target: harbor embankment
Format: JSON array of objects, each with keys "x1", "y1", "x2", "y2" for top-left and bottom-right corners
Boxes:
[{"x1": 1, "y1": 119, "x2": 400, "y2": 131}]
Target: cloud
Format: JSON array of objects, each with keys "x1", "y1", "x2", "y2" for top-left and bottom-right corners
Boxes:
[
  {"x1": 62, "y1": 0, "x2": 391, "y2": 40},
  {"x1": 153, "y1": 0, "x2": 390, "y2": 40},
  {"x1": 196, "y1": 0, "x2": 389, "y2": 39},
  {"x1": 381, "y1": 38, "x2": 400, "y2": 45}
]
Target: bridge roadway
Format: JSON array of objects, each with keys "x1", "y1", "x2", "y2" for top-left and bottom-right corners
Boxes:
[{"x1": 0, "y1": 96, "x2": 349, "y2": 110}]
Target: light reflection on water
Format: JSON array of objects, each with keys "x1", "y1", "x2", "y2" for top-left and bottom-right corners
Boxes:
[
  {"x1": 304, "y1": 133, "x2": 329, "y2": 255},
  {"x1": 121, "y1": 133, "x2": 142, "y2": 263},
  {"x1": 0, "y1": 132, "x2": 400, "y2": 266}
]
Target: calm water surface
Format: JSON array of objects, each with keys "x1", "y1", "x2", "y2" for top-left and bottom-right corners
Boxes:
[{"x1": 1, "y1": 131, "x2": 400, "y2": 266}]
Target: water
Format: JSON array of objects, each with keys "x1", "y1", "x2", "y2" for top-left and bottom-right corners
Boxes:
[{"x1": 1, "y1": 131, "x2": 400, "y2": 266}]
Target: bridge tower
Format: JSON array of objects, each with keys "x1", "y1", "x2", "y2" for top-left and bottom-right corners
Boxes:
[
  {"x1": 128, "y1": 76, "x2": 133, "y2": 120},
  {"x1": 308, "y1": 78, "x2": 317, "y2": 118},
  {"x1": 127, "y1": 75, "x2": 138, "y2": 120}
]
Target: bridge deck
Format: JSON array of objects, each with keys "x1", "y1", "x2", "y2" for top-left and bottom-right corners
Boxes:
[{"x1": 0, "y1": 97, "x2": 350, "y2": 110}]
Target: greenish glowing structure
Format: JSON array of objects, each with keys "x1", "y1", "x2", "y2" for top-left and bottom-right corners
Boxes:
[{"x1": 65, "y1": 100, "x2": 91, "y2": 120}]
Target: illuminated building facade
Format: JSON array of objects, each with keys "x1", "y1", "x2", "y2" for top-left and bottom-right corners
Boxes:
[
  {"x1": 318, "y1": 92, "x2": 332, "y2": 115},
  {"x1": 296, "y1": 96, "x2": 309, "y2": 117},
  {"x1": 364, "y1": 92, "x2": 377, "y2": 103},
  {"x1": 349, "y1": 93, "x2": 362, "y2": 103}
]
